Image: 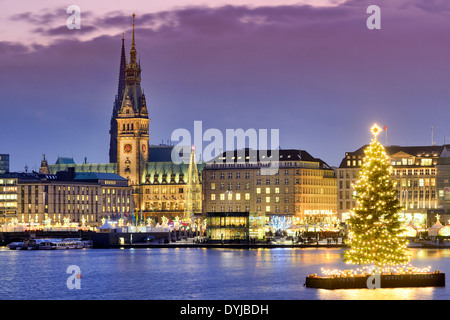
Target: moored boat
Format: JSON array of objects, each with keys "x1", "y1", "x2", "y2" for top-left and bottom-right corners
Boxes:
[
  {"x1": 7, "y1": 238, "x2": 92, "y2": 250},
  {"x1": 38, "y1": 241, "x2": 58, "y2": 250},
  {"x1": 7, "y1": 242, "x2": 23, "y2": 250}
]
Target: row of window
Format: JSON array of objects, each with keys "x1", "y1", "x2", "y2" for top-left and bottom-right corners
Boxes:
[
  {"x1": 345, "y1": 157, "x2": 435, "y2": 167},
  {"x1": 339, "y1": 168, "x2": 437, "y2": 179},
  {"x1": 144, "y1": 201, "x2": 184, "y2": 211},
  {"x1": 0, "y1": 179, "x2": 16, "y2": 185},
  {"x1": 209, "y1": 205, "x2": 286, "y2": 213},
  {"x1": 339, "y1": 189, "x2": 437, "y2": 200},
  {"x1": 339, "y1": 200, "x2": 438, "y2": 211},
  {"x1": 210, "y1": 192, "x2": 335, "y2": 204},
  {"x1": 339, "y1": 178, "x2": 437, "y2": 190},
  {"x1": 393, "y1": 169, "x2": 436, "y2": 176},
  {"x1": 144, "y1": 187, "x2": 184, "y2": 194},
  {"x1": 392, "y1": 158, "x2": 434, "y2": 166},
  {"x1": 210, "y1": 169, "x2": 330, "y2": 180}
]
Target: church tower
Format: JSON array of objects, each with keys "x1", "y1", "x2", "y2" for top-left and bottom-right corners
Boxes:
[{"x1": 116, "y1": 14, "x2": 150, "y2": 186}]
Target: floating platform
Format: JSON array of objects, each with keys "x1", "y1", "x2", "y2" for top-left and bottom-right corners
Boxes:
[{"x1": 305, "y1": 272, "x2": 445, "y2": 289}]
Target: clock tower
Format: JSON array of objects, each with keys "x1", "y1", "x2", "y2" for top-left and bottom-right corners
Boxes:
[{"x1": 116, "y1": 14, "x2": 149, "y2": 186}]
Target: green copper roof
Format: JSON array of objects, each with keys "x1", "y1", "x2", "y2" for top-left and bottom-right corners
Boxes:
[
  {"x1": 49, "y1": 163, "x2": 117, "y2": 175},
  {"x1": 74, "y1": 172, "x2": 127, "y2": 181},
  {"x1": 48, "y1": 161, "x2": 204, "y2": 185},
  {"x1": 55, "y1": 157, "x2": 76, "y2": 165}
]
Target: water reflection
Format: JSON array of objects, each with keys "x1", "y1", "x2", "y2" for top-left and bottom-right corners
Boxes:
[
  {"x1": 0, "y1": 247, "x2": 450, "y2": 299},
  {"x1": 318, "y1": 287, "x2": 435, "y2": 300}
]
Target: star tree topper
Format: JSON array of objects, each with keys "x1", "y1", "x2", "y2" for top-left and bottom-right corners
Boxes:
[{"x1": 371, "y1": 123, "x2": 382, "y2": 139}]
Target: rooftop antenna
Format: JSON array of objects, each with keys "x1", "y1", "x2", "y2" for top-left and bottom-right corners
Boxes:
[{"x1": 431, "y1": 125, "x2": 435, "y2": 146}]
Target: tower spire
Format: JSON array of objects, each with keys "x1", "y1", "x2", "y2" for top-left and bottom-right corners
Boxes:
[
  {"x1": 117, "y1": 33, "x2": 126, "y2": 106},
  {"x1": 130, "y1": 13, "x2": 137, "y2": 65},
  {"x1": 109, "y1": 33, "x2": 128, "y2": 163}
]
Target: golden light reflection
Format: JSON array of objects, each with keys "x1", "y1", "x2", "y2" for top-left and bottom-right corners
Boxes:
[{"x1": 318, "y1": 287, "x2": 435, "y2": 300}]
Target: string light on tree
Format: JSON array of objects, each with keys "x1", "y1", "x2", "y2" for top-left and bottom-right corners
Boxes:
[
  {"x1": 305, "y1": 124, "x2": 445, "y2": 289},
  {"x1": 343, "y1": 123, "x2": 411, "y2": 267}
]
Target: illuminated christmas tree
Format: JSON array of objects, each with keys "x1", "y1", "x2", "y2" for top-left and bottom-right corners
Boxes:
[
  {"x1": 343, "y1": 124, "x2": 411, "y2": 267},
  {"x1": 184, "y1": 146, "x2": 202, "y2": 220}
]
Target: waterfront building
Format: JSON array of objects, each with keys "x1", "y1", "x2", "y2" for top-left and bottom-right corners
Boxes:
[
  {"x1": 0, "y1": 176, "x2": 17, "y2": 225},
  {"x1": 202, "y1": 149, "x2": 337, "y2": 225},
  {"x1": 46, "y1": 15, "x2": 203, "y2": 223},
  {"x1": 0, "y1": 167, "x2": 132, "y2": 228},
  {"x1": 337, "y1": 144, "x2": 450, "y2": 228},
  {"x1": 205, "y1": 211, "x2": 265, "y2": 241}
]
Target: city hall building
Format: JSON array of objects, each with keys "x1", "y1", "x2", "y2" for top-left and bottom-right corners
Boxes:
[
  {"x1": 47, "y1": 17, "x2": 203, "y2": 223},
  {"x1": 337, "y1": 144, "x2": 450, "y2": 228}
]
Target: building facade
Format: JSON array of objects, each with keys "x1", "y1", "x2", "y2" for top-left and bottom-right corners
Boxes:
[
  {"x1": 202, "y1": 149, "x2": 337, "y2": 224},
  {"x1": 337, "y1": 144, "x2": 450, "y2": 228},
  {"x1": 0, "y1": 168, "x2": 133, "y2": 227},
  {"x1": 0, "y1": 176, "x2": 17, "y2": 225}
]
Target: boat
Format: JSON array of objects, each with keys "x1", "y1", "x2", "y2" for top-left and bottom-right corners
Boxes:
[
  {"x1": 7, "y1": 238, "x2": 92, "y2": 250},
  {"x1": 38, "y1": 240, "x2": 58, "y2": 250},
  {"x1": 54, "y1": 241, "x2": 70, "y2": 249},
  {"x1": 63, "y1": 238, "x2": 84, "y2": 249},
  {"x1": 7, "y1": 242, "x2": 23, "y2": 250},
  {"x1": 27, "y1": 239, "x2": 54, "y2": 250}
]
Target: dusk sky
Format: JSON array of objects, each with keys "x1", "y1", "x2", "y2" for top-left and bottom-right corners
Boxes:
[{"x1": 2, "y1": 0, "x2": 450, "y2": 172}]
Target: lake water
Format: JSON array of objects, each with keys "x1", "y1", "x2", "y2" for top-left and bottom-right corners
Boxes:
[{"x1": 1, "y1": 246, "x2": 450, "y2": 300}]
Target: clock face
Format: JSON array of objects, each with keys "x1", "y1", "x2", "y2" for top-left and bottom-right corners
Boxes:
[
  {"x1": 124, "y1": 144, "x2": 132, "y2": 153},
  {"x1": 142, "y1": 144, "x2": 147, "y2": 153}
]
